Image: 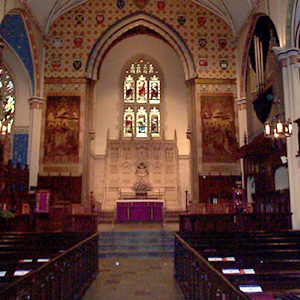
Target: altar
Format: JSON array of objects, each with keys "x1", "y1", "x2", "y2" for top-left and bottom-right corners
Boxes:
[{"x1": 116, "y1": 199, "x2": 164, "y2": 222}]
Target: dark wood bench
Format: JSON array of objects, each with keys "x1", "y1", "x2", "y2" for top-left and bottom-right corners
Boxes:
[
  {"x1": 175, "y1": 230, "x2": 300, "y2": 299},
  {"x1": 179, "y1": 213, "x2": 293, "y2": 232},
  {"x1": 0, "y1": 232, "x2": 98, "y2": 300}
]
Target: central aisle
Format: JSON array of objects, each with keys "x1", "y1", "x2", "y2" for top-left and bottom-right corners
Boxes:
[
  {"x1": 82, "y1": 222, "x2": 184, "y2": 300},
  {"x1": 82, "y1": 257, "x2": 184, "y2": 300}
]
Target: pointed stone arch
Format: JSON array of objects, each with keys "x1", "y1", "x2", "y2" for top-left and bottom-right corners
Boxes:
[
  {"x1": 289, "y1": 0, "x2": 300, "y2": 47},
  {"x1": 121, "y1": 161, "x2": 132, "y2": 175},
  {"x1": 85, "y1": 12, "x2": 197, "y2": 81}
]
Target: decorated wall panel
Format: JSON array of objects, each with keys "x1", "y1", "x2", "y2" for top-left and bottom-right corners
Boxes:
[
  {"x1": 43, "y1": 96, "x2": 80, "y2": 164},
  {"x1": 201, "y1": 94, "x2": 236, "y2": 163},
  {"x1": 12, "y1": 133, "x2": 28, "y2": 168},
  {"x1": 45, "y1": 0, "x2": 236, "y2": 80}
]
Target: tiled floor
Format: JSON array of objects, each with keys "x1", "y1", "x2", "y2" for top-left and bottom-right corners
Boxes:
[
  {"x1": 82, "y1": 257, "x2": 184, "y2": 300},
  {"x1": 82, "y1": 222, "x2": 184, "y2": 300}
]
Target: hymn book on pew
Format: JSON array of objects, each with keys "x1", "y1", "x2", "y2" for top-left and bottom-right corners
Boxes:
[
  {"x1": 19, "y1": 259, "x2": 33, "y2": 263},
  {"x1": 14, "y1": 270, "x2": 31, "y2": 276},
  {"x1": 222, "y1": 268, "x2": 255, "y2": 274},
  {"x1": 208, "y1": 257, "x2": 235, "y2": 261},
  {"x1": 239, "y1": 285, "x2": 263, "y2": 293}
]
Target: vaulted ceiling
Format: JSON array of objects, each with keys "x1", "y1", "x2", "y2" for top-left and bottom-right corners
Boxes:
[{"x1": 21, "y1": 0, "x2": 262, "y2": 37}]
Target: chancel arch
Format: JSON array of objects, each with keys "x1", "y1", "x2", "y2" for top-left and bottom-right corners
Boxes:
[
  {"x1": 85, "y1": 12, "x2": 197, "y2": 81},
  {"x1": 90, "y1": 31, "x2": 188, "y2": 212}
]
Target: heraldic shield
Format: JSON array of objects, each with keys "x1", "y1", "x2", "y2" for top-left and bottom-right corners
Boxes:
[{"x1": 133, "y1": 0, "x2": 149, "y2": 9}]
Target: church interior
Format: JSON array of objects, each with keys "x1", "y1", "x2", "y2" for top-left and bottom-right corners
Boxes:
[{"x1": 1, "y1": 0, "x2": 300, "y2": 299}]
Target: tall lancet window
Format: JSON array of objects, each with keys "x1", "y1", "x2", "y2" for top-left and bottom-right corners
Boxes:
[
  {"x1": 123, "y1": 59, "x2": 161, "y2": 138},
  {"x1": 0, "y1": 65, "x2": 15, "y2": 135}
]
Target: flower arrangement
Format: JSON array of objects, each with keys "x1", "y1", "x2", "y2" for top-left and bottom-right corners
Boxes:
[{"x1": 132, "y1": 180, "x2": 152, "y2": 192}]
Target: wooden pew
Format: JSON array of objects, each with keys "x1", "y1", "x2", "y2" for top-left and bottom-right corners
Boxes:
[
  {"x1": 175, "y1": 231, "x2": 300, "y2": 299},
  {"x1": 0, "y1": 232, "x2": 98, "y2": 300},
  {"x1": 179, "y1": 213, "x2": 293, "y2": 232}
]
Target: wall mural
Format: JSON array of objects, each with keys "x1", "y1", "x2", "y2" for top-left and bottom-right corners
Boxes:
[
  {"x1": 201, "y1": 95, "x2": 236, "y2": 163},
  {"x1": 43, "y1": 96, "x2": 80, "y2": 164}
]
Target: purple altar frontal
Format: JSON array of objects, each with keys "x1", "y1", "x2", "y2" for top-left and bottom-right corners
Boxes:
[{"x1": 116, "y1": 199, "x2": 164, "y2": 222}]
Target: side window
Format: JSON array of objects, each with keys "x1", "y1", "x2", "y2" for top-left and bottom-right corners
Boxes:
[{"x1": 0, "y1": 66, "x2": 15, "y2": 135}]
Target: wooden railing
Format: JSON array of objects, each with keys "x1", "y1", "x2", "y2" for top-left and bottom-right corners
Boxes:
[
  {"x1": 0, "y1": 232, "x2": 98, "y2": 300},
  {"x1": 174, "y1": 232, "x2": 250, "y2": 300}
]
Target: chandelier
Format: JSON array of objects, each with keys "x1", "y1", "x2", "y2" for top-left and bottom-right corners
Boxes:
[{"x1": 264, "y1": 97, "x2": 292, "y2": 139}]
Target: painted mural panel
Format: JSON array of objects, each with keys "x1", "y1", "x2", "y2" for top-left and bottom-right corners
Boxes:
[
  {"x1": 43, "y1": 96, "x2": 80, "y2": 164},
  {"x1": 201, "y1": 95, "x2": 236, "y2": 163}
]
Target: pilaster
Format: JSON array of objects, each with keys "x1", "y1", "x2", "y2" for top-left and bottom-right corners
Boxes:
[
  {"x1": 28, "y1": 96, "x2": 45, "y2": 189},
  {"x1": 275, "y1": 47, "x2": 300, "y2": 229}
]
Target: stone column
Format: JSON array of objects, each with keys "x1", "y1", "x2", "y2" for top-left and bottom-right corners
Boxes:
[
  {"x1": 27, "y1": 97, "x2": 45, "y2": 189},
  {"x1": 236, "y1": 97, "x2": 247, "y2": 188},
  {"x1": 81, "y1": 80, "x2": 96, "y2": 203},
  {"x1": 185, "y1": 79, "x2": 198, "y2": 203},
  {"x1": 275, "y1": 47, "x2": 300, "y2": 229}
]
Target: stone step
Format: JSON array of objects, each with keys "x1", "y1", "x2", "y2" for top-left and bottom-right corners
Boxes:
[
  {"x1": 99, "y1": 249, "x2": 173, "y2": 258},
  {"x1": 164, "y1": 211, "x2": 183, "y2": 223},
  {"x1": 98, "y1": 231, "x2": 174, "y2": 258},
  {"x1": 99, "y1": 243, "x2": 174, "y2": 252},
  {"x1": 98, "y1": 211, "x2": 114, "y2": 224},
  {"x1": 99, "y1": 231, "x2": 174, "y2": 242}
]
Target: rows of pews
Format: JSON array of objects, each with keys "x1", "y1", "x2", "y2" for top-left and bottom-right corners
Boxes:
[
  {"x1": 174, "y1": 230, "x2": 300, "y2": 300},
  {"x1": 0, "y1": 232, "x2": 98, "y2": 300}
]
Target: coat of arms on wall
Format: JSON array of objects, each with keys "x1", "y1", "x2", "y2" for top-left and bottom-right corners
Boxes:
[
  {"x1": 72, "y1": 58, "x2": 82, "y2": 71},
  {"x1": 117, "y1": 0, "x2": 125, "y2": 9},
  {"x1": 199, "y1": 58, "x2": 208, "y2": 69},
  {"x1": 43, "y1": 96, "x2": 80, "y2": 164},
  {"x1": 52, "y1": 35, "x2": 63, "y2": 47},
  {"x1": 218, "y1": 37, "x2": 227, "y2": 49},
  {"x1": 177, "y1": 14, "x2": 186, "y2": 26},
  {"x1": 95, "y1": 12, "x2": 105, "y2": 24},
  {"x1": 74, "y1": 13, "x2": 84, "y2": 25},
  {"x1": 201, "y1": 95, "x2": 236, "y2": 163},
  {"x1": 157, "y1": 1, "x2": 166, "y2": 10},
  {"x1": 134, "y1": 0, "x2": 149, "y2": 9},
  {"x1": 198, "y1": 36, "x2": 207, "y2": 48},
  {"x1": 219, "y1": 59, "x2": 229, "y2": 70},
  {"x1": 197, "y1": 15, "x2": 206, "y2": 26},
  {"x1": 73, "y1": 35, "x2": 84, "y2": 48},
  {"x1": 51, "y1": 57, "x2": 62, "y2": 71}
]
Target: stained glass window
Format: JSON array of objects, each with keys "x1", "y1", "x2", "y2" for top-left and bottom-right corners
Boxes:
[
  {"x1": 136, "y1": 106, "x2": 147, "y2": 137},
  {"x1": 124, "y1": 75, "x2": 135, "y2": 102},
  {"x1": 149, "y1": 75, "x2": 160, "y2": 104},
  {"x1": 150, "y1": 107, "x2": 160, "y2": 137},
  {"x1": 136, "y1": 75, "x2": 147, "y2": 103},
  {"x1": 123, "y1": 59, "x2": 161, "y2": 138},
  {"x1": 0, "y1": 65, "x2": 15, "y2": 135},
  {"x1": 124, "y1": 107, "x2": 134, "y2": 137}
]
